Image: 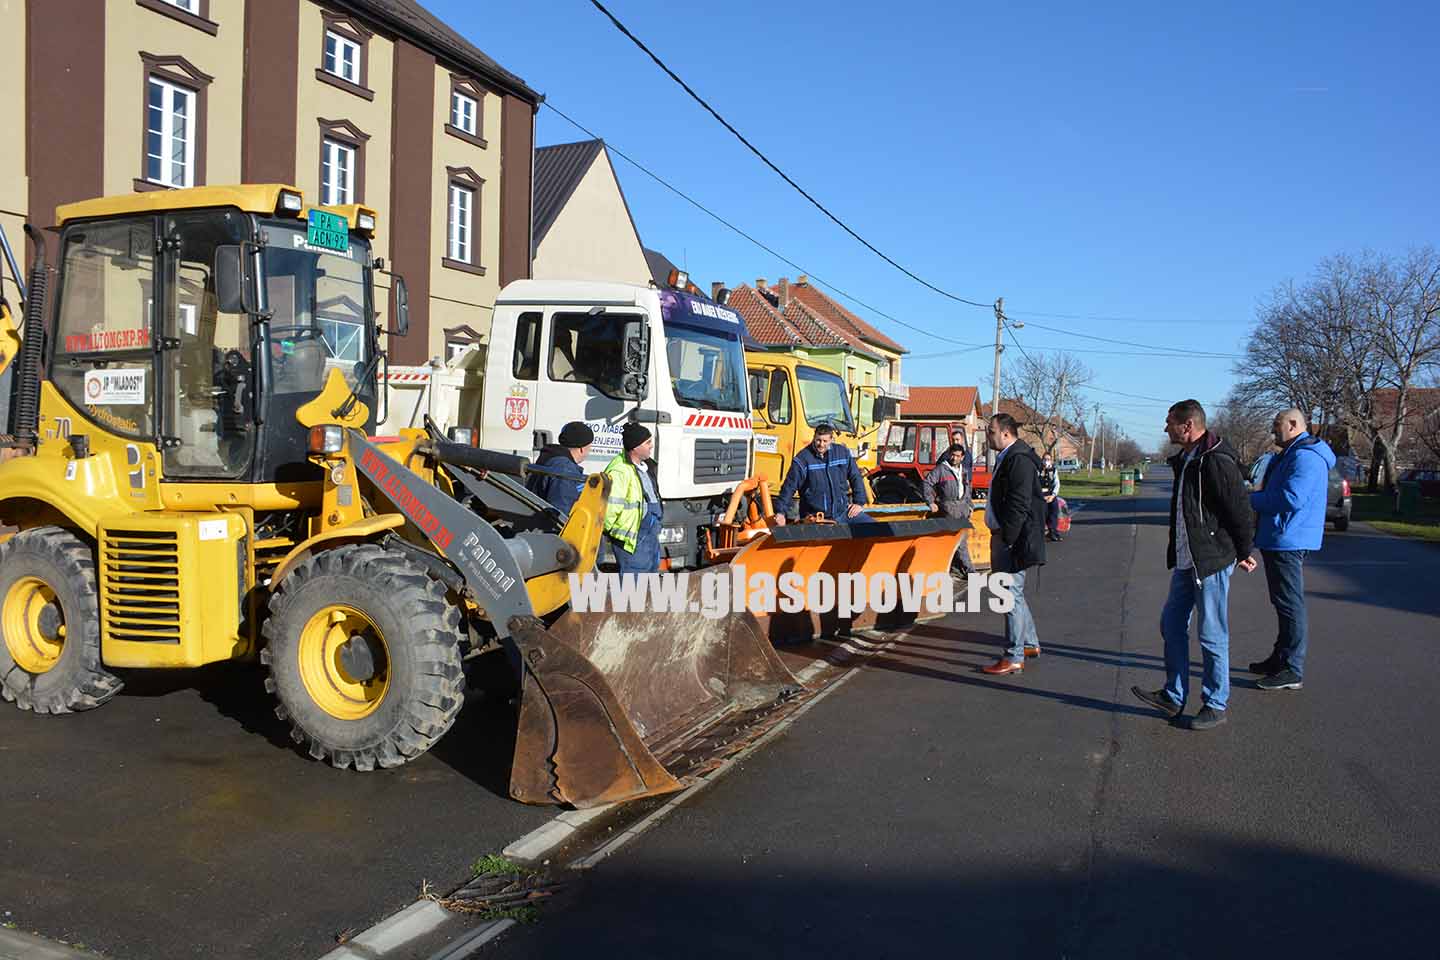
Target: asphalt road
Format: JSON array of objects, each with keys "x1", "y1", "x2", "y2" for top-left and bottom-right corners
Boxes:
[
  {"x1": 0, "y1": 651, "x2": 555, "y2": 959},
  {"x1": 480, "y1": 477, "x2": 1440, "y2": 959}
]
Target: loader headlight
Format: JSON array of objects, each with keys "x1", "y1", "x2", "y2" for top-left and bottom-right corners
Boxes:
[
  {"x1": 308, "y1": 425, "x2": 344, "y2": 456},
  {"x1": 447, "y1": 426, "x2": 477, "y2": 446},
  {"x1": 658, "y1": 526, "x2": 686, "y2": 545},
  {"x1": 278, "y1": 190, "x2": 304, "y2": 213}
]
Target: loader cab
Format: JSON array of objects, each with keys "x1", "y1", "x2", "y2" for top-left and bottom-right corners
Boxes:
[{"x1": 47, "y1": 188, "x2": 382, "y2": 486}]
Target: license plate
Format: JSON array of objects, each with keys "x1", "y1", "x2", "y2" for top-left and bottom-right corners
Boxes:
[{"x1": 306, "y1": 209, "x2": 350, "y2": 253}]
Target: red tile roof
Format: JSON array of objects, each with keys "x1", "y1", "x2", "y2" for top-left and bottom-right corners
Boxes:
[
  {"x1": 788, "y1": 280, "x2": 908, "y2": 355},
  {"x1": 978, "y1": 397, "x2": 1042, "y2": 423},
  {"x1": 903, "y1": 386, "x2": 980, "y2": 418},
  {"x1": 729, "y1": 286, "x2": 797, "y2": 345}
]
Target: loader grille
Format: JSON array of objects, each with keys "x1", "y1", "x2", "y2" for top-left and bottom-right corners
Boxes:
[
  {"x1": 693, "y1": 438, "x2": 748, "y2": 485},
  {"x1": 101, "y1": 530, "x2": 182, "y2": 643}
]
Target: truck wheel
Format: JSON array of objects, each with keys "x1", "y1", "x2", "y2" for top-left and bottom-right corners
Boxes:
[
  {"x1": 262, "y1": 543, "x2": 465, "y2": 771},
  {"x1": 873, "y1": 473, "x2": 923, "y2": 504},
  {"x1": 1333, "y1": 514, "x2": 1349, "y2": 532},
  {"x1": 0, "y1": 527, "x2": 122, "y2": 714}
]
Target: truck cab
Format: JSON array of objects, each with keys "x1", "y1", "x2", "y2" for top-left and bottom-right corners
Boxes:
[
  {"x1": 484, "y1": 281, "x2": 751, "y2": 568},
  {"x1": 745, "y1": 353, "x2": 868, "y2": 490}
]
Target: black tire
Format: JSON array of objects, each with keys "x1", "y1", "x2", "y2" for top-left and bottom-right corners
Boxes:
[
  {"x1": 0, "y1": 526, "x2": 122, "y2": 714},
  {"x1": 1333, "y1": 514, "x2": 1349, "y2": 532},
  {"x1": 261, "y1": 543, "x2": 465, "y2": 771}
]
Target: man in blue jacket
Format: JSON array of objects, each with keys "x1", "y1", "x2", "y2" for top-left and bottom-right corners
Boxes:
[
  {"x1": 773, "y1": 423, "x2": 869, "y2": 524},
  {"x1": 1249, "y1": 408, "x2": 1335, "y2": 692},
  {"x1": 526, "y1": 421, "x2": 593, "y2": 515}
]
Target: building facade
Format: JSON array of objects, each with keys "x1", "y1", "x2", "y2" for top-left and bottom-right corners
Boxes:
[
  {"x1": 530, "y1": 139, "x2": 649, "y2": 284},
  {"x1": 3, "y1": 0, "x2": 540, "y2": 364}
]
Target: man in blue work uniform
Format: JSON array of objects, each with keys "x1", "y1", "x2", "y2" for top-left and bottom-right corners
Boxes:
[
  {"x1": 773, "y1": 423, "x2": 869, "y2": 525},
  {"x1": 526, "y1": 421, "x2": 593, "y2": 515}
]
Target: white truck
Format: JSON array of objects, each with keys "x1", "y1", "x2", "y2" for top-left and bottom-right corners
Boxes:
[{"x1": 380, "y1": 280, "x2": 752, "y2": 568}]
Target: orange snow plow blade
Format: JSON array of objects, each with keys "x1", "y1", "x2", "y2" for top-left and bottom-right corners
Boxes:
[
  {"x1": 729, "y1": 514, "x2": 970, "y2": 588},
  {"x1": 508, "y1": 591, "x2": 802, "y2": 808}
]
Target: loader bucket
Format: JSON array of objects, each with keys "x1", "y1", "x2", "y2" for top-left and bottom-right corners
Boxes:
[
  {"x1": 508, "y1": 592, "x2": 801, "y2": 808},
  {"x1": 729, "y1": 516, "x2": 969, "y2": 641},
  {"x1": 731, "y1": 516, "x2": 968, "y2": 586}
]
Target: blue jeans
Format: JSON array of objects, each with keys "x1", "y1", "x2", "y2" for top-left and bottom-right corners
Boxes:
[
  {"x1": 1161, "y1": 564, "x2": 1234, "y2": 711},
  {"x1": 1261, "y1": 549, "x2": 1308, "y2": 677},
  {"x1": 992, "y1": 542, "x2": 1039, "y2": 661}
]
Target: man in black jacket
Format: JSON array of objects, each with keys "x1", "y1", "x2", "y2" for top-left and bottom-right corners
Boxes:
[
  {"x1": 981, "y1": 413, "x2": 1046, "y2": 675},
  {"x1": 526, "y1": 421, "x2": 592, "y2": 515},
  {"x1": 1133, "y1": 399, "x2": 1257, "y2": 730}
]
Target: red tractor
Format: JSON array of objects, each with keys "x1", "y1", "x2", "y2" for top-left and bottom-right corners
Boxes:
[{"x1": 870, "y1": 419, "x2": 984, "y2": 503}]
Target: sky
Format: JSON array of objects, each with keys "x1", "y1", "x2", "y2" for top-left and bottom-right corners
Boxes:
[{"x1": 438, "y1": 0, "x2": 1439, "y2": 449}]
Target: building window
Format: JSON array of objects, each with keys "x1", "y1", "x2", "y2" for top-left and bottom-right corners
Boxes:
[
  {"x1": 137, "y1": 53, "x2": 212, "y2": 193},
  {"x1": 321, "y1": 139, "x2": 355, "y2": 205},
  {"x1": 317, "y1": 119, "x2": 369, "y2": 206},
  {"x1": 135, "y1": 0, "x2": 217, "y2": 35},
  {"x1": 442, "y1": 167, "x2": 486, "y2": 276},
  {"x1": 451, "y1": 91, "x2": 477, "y2": 135},
  {"x1": 324, "y1": 31, "x2": 360, "y2": 83},
  {"x1": 147, "y1": 78, "x2": 196, "y2": 188},
  {"x1": 316, "y1": 13, "x2": 373, "y2": 100},
  {"x1": 445, "y1": 75, "x2": 487, "y2": 148}
]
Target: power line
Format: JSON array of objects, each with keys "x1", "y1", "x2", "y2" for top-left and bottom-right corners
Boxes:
[
  {"x1": 1011, "y1": 318, "x2": 1245, "y2": 359},
  {"x1": 586, "y1": 0, "x2": 994, "y2": 310},
  {"x1": 541, "y1": 101, "x2": 984, "y2": 347}
]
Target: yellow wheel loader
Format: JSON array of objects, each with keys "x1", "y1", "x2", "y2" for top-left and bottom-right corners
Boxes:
[{"x1": 0, "y1": 187, "x2": 799, "y2": 807}]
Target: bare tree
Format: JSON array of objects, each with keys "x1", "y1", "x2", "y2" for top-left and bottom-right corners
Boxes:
[
  {"x1": 1005, "y1": 352, "x2": 1093, "y2": 458},
  {"x1": 1235, "y1": 248, "x2": 1440, "y2": 491},
  {"x1": 1208, "y1": 393, "x2": 1275, "y2": 463}
]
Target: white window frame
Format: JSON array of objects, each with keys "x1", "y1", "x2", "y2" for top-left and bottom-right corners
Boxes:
[
  {"x1": 321, "y1": 138, "x2": 356, "y2": 206},
  {"x1": 451, "y1": 91, "x2": 478, "y2": 135},
  {"x1": 146, "y1": 76, "x2": 197, "y2": 189},
  {"x1": 448, "y1": 183, "x2": 474, "y2": 263},
  {"x1": 163, "y1": 0, "x2": 197, "y2": 10},
  {"x1": 323, "y1": 30, "x2": 361, "y2": 84}
]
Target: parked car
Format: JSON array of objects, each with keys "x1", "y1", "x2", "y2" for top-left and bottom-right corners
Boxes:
[
  {"x1": 1247, "y1": 453, "x2": 1351, "y2": 531},
  {"x1": 1398, "y1": 468, "x2": 1440, "y2": 499},
  {"x1": 1057, "y1": 457, "x2": 1081, "y2": 473}
]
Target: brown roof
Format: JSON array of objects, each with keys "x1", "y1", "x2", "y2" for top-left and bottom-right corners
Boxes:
[
  {"x1": 345, "y1": 0, "x2": 540, "y2": 102},
  {"x1": 787, "y1": 279, "x2": 907, "y2": 355},
  {"x1": 902, "y1": 386, "x2": 980, "y2": 418},
  {"x1": 979, "y1": 397, "x2": 1042, "y2": 423},
  {"x1": 1371, "y1": 387, "x2": 1440, "y2": 424},
  {"x1": 730, "y1": 286, "x2": 798, "y2": 346}
]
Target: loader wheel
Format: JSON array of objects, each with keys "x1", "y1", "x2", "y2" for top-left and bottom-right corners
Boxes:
[
  {"x1": 262, "y1": 544, "x2": 465, "y2": 771},
  {"x1": 0, "y1": 527, "x2": 122, "y2": 714}
]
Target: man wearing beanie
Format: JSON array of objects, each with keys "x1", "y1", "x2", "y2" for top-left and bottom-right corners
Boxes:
[
  {"x1": 527, "y1": 421, "x2": 593, "y2": 515},
  {"x1": 603, "y1": 422, "x2": 662, "y2": 573}
]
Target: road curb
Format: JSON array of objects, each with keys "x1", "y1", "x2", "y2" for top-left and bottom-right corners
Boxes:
[
  {"x1": 317, "y1": 901, "x2": 451, "y2": 960},
  {"x1": 0, "y1": 928, "x2": 103, "y2": 960}
]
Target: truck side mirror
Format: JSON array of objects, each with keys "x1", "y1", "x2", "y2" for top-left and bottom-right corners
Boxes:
[
  {"x1": 622, "y1": 317, "x2": 649, "y2": 374},
  {"x1": 391, "y1": 275, "x2": 410, "y2": 337},
  {"x1": 215, "y1": 244, "x2": 258, "y2": 314}
]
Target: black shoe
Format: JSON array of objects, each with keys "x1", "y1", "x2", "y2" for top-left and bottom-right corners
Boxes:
[
  {"x1": 1256, "y1": 668, "x2": 1303, "y2": 691},
  {"x1": 1190, "y1": 706, "x2": 1228, "y2": 730},
  {"x1": 1131, "y1": 686, "x2": 1182, "y2": 718},
  {"x1": 1051, "y1": 534, "x2": 1064, "y2": 542},
  {"x1": 1248, "y1": 653, "x2": 1284, "y2": 674}
]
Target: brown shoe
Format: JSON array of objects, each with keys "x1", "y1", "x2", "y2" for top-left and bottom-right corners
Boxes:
[
  {"x1": 1024, "y1": 645, "x2": 1041, "y2": 658},
  {"x1": 982, "y1": 659, "x2": 1024, "y2": 675}
]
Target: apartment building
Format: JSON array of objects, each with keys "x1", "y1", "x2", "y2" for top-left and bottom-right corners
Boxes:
[{"x1": 1, "y1": 0, "x2": 540, "y2": 364}]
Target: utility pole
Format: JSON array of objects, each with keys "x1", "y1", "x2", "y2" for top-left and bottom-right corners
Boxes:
[
  {"x1": 1052, "y1": 368, "x2": 1068, "y2": 459},
  {"x1": 988, "y1": 297, "x2": 1005, "y2": 469},
  {"x1": 1088, "y1": 404, "x2": 1100, "y2": 477},
  {"x1": 1100, "y1": 414, "x2": 1107, "y2": 472}
]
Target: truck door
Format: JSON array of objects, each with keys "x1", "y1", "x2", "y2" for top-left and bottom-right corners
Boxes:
[
  {"x1": 749, "y1": 366, "x2": 793, "y2": 487},
  {"x1": 540, "y1": 307, "x2": 646, "y2": 472}
]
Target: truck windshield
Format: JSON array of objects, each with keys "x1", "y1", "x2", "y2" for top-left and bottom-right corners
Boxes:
[
  {"x1": 796, "y1": 365, "x2": 854, "y2": 432},
  {"x1": 664, "y1": 321, "x2": 748, "y2": 412},
  {"x1": 259, "y1": 220, "x2": 373, "y2": 396}
]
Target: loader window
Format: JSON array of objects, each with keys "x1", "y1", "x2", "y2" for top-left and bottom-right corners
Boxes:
[
  {"x1": 160, "y1": 210, "x2": 254, "y2": 477},
  {"x1": 548, "y1": 311, "x2": 633, "y2": 399},
  {"x1": 51, "y1": 218, "x2": 157, "y2": 440},
  {"x1": 882, "y1": 424, "x2": 915, "y2": 463}
]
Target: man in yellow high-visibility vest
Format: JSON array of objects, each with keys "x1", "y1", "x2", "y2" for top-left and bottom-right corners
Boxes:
[{"x1": 603, "y1": 422, "x2": 662, "y2": 573}]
